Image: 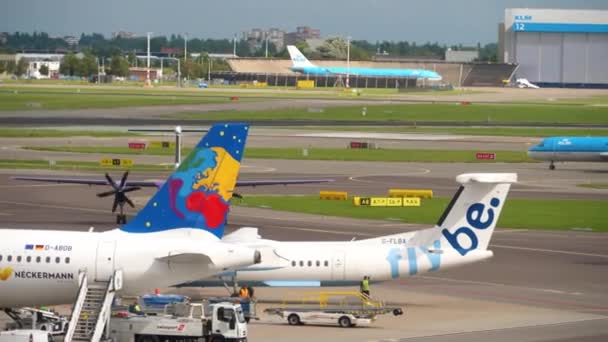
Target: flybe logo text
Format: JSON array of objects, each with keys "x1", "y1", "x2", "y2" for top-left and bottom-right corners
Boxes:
[{"x1": 441, "y1": 198, "x2": 500, "y2": 256}]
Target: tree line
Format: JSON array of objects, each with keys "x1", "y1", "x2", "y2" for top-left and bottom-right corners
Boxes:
[{"x1": 1, "y1": 31, "x2": 497, "y2": 61}]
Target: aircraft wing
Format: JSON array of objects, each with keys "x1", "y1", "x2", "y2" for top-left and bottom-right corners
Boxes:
[
  {"x1": 11, "y1": 176, "x2": 163, "y2": 188},
  {"x1": 236, "y1": 178, "x2": 334, "y2": 187},
  {"x1": 12, "y1": 176, "x2": 333, "y2": 188}
]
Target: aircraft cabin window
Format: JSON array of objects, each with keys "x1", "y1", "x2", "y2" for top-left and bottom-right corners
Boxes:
[
  {"x1": 7, "y1": 255, "x2": 12, "y2": 262},
  {"x1": 36, "y1": 256, "x2": 41, "y2": 263},
  {"x1": 307, "y1": 261, "x2": 312, "y2": 267},
  {"x1": 291, "y1": 261, "x2": 296, "y2": 267},
  {"x1": 324, "y1": 261, "x2": 329, "y2": 267},
  {"x1": 45, "y1": 256, "x2": 51, "y2": 263},
  {"x1": 65, "y1": 257, "x2": 70, "y2": 264},
  {"x1": 55, "y1": 257, "x2": 60, "y2": 264},
  {"x1": 299, "y1": 261, "x2": 304, "y2": 267},
  {"x1": 0, "y1": 255, "x2": 3, "y2": 262},
  {"x1": 316, "y1": 261, "x2": 320, "y2": 267},
  {"x1": 26, "y1": 256, "x2": 32, "y2": 263},
  {"x1": 17, "y1": 256, "x2": 22, "y2": 262}
]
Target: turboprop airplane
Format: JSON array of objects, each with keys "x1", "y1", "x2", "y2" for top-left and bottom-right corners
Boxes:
[
  {"x1": 0, "y1": 123, "x2": 262, "y2": 308},
  {"x1": 179, "y1": 173, "x2": 517, "y2": 288},
  {"x1": 13, "y1": 124, "x2": 332, "y2": 224},
  {"x1": 528, "y1": 136, "x2": 608, "y2": 170},
  {"x1": 287, "y1": 45, "x2": 443, "y2": 81}
]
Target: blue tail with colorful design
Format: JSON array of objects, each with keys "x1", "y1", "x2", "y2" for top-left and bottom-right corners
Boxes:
[{"x1": 122, "y1": 123, "x2": 249, "y2": 237}]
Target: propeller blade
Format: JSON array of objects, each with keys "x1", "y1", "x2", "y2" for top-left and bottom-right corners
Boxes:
[
  {"x1": 124, "y1": 196, "x2": 135, "y2": 208},
  {"x1": 122, "y1": 186, "x2": 141, "y2": 193},
  {"x1": 111, "y1": 196, "x2": 119, "y2": 213},
  {"x1": 105, "y1": 173, "x2": 118, "y2": 191},
  {"x1": 97, "y1": 190, "x2": 117, "y2": 198},
  {"x1": 119, "y1": 171, "x2": 129, "y2": 189}
]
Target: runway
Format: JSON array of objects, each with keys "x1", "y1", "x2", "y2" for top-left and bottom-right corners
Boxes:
[{"x1": 0, "y1": 173, "x2": 607, "y2": 341}]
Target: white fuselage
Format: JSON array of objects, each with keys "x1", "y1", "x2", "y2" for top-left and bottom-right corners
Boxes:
[
  {"x1": 204, "y1": 228, "x2": 493, "y2": 287},
  {"x1": 0, "y1": 228, "x2": 256, "y2": 308}
]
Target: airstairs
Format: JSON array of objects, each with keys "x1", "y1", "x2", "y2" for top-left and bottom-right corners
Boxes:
[{"x1": 64, "y1": 270, "x2": 122, "y2": 342}]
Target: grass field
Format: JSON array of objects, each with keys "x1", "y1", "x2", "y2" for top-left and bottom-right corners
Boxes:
[
  {"x1": 236, "y1": 195, "x2": 608, "y2": 231},
  {"x1": 0, "y1": 159, "x2": 171, "y2": 171},
  {"x1": 173, "y1": 103, "x2": 608, "y2": 125},
  {"x1": 0, "y1": 89, "x2": 235, "y2": 111},
  {"x1": 24, "y1": 146, "x2": 535, "y2": 163},
  {"x1": 577, "y1": 183, "x2": 608, "y2": 189},
  {"x1": 302, "y1": 126, "x2": 608, "y2": 137},
  {"x1": 0, "y1": 128, "x2": 135, "y2": 138}
]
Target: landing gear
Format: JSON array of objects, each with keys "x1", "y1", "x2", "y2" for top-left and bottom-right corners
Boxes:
[
  {"x1": 549, "y1": 161, "x2": 555, "y2": 170},
  {"x1": 116, "y1": 214, "x2": 127, "y2": 225}
]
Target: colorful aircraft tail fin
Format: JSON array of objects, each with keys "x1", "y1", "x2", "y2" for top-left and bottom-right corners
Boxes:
[
  {"x1": 434, "y1": 173, "x2": 516, "y2": 255},
  {"x1": 287, "y1": 45, "x2": 316, "y2": 69},
  {"x1": 121, "y1": 123, "x2": 249, "y2": 238}
]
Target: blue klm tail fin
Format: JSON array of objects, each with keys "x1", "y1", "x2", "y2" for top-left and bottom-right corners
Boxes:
[{"x1": 122, "y1": 123, "x2": 249, "y2": 237}]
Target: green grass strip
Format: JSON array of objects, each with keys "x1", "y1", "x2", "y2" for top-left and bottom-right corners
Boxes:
[
  {"x1": 24, "y1": 146, "x2": 535, "y2": 163},
  {"x1": 172, "y1": 103, "x2": 608, "y2": 125},
  {"x1": 235, "y1": 195, "x2": 608, "y2": 231},
  {"x1": 0, "y1": 91, "x2": 233, "y2": 111},
  {"x1": 0, "y1": 159, "x2": 172, "y2": 172},
  {"x1": 0, "y1": 129, "x2": 135, "y2": 138},
  {"x1": 577, "y1": 183, "x2": 608, "y2": 189},
  {"x1": 302, "y1": 126, "x2": 608, "y2": 137}
]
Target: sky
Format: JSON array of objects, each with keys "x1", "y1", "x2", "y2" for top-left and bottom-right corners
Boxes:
[{"x1": 2, "y1": 0, "x2": 607, "y2": 45}]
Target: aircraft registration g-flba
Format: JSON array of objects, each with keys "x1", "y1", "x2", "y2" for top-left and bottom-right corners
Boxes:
[
  {"x1": 0, "y1": 123, "x2": 262, "y2": 308},
  {"x1": 181, "y1": 173, "x2": 517, "y2": 289}
]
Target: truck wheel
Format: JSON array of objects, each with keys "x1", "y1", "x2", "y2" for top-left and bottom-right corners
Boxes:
[
  {"x1": 208, "y1": 335, "x2": 225, "y2": 342},
  {"x1": 338, "y1": 316, "x2": 352, "y2": 328},
  {"x1": 136, "y1": 336, "x2": 160, "y2": 342},
  {"x1": 287, "y1": 314, "x2": 301, "y2": 326}
]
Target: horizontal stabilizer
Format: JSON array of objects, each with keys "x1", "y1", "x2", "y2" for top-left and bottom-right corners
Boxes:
[
  {"x1": 456, "y1": 173, "x2": 518, "y2": 184},
  {"x1": 157, "y1": 252, "x2": 212, "y2": 265},
  {"x1": 222, "y1": 227, "x2": 261, "y2": 243}
]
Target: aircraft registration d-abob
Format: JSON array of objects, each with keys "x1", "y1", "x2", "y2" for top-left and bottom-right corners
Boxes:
[
  {"x1": 0, "y1": 123, "x2": 262, "y2": 308},
  {"x1": 185, "y1": 173, "x2": 518, "y2": 289}
]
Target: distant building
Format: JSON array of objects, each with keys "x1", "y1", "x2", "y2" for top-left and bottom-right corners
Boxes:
[
  {"x1": 63, "y1": 36, "x2": 79, "y2": 46},
  {"x1": 0, "y1": 32, "x2": 8, "y2": 45},
  {"x1": 112, "y1": 31, "x2": 137, "y2": 39},
  {"x1": 445, "y1": 49, "x2": 479, "y2": 62},
  {"x1": 26, "y1": 60, "x2": 61, "y2": 79},
  {"x1": 284, "y1": 26, "x2": 321, "y2": 46},
  {"x1": 243, "y1": 28, "x2": 286, "y2": 51},
  {"x1": 501, "y1": 8, "x2": 608, "y2": 87},
  {"x1": 128, "y1": 67, "x2": 162, "y2": 81}
]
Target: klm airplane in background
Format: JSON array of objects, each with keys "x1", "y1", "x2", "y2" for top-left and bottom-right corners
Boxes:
[
  {"x1": 528, "y1": 137, "x2": 608, "y2": 170},
  {"x1": 287, "y1": 45, "x2": 442, "y2": 81}
]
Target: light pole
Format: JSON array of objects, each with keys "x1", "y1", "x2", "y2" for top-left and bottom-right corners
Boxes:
[
  {"x1": 265, "y1": 31, "x2": 269, "y2": 58},
  {"x1": 184, "y1": 33, "x2": 188, "y2": 61},
  {"x1": 146, "y1": 32, "x2": 151, "y2": 85},
  {"x1": 346, "y1": 36, "x2": 351, "y2": 88},
  {"x1": 233, "y1": 34, "x2": 237, "y2": 56}
]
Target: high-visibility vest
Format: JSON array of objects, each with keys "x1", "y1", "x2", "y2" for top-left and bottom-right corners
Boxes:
[
  {"x1": 361, "y1": 279, "x2": 370, "y2": 292},
  {"x1": 239, "y1": 288, "x2": 249, "y2": 298}
]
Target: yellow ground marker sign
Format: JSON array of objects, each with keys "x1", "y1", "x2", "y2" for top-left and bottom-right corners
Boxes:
[
  {"x1": 100, "y1": 158, "x2": 134, "y2": 167},
  {"x1": 320, "y1": 191, "x2": 348, "y2": 200},
  {"x1": 388, "y1": 189, "x2": 433, "y2": 199},
  {"x1": 353, "y1": 197, "x2": 421, "y2": 207}
]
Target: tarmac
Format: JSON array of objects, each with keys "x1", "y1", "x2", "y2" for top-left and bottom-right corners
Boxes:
[{"x1": 0, "y1": 88, "x2": 607, "y2": 341}]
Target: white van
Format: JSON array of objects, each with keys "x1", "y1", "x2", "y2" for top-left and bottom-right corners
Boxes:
[{"x1": 0, "y1": 330, "x2": 53, "y2": 342}]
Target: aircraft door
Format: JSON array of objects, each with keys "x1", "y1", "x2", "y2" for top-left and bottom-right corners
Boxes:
[
  {"x1": 95, "y1": 241, "x2": 116, "y2": 281},
  {"x1": 331, "y1": 251, "x2": 345, "y2": 281}
]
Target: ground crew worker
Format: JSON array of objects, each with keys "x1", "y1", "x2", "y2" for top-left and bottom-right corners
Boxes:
[
  {"x1": 360, "y1": 276, "x2": 370, "y2": 298},
  {"x1": 239, "y1": 285, "x2": 250, "y2": 299},
  {"x1": 128, "y1": 300, "x2": 144, "y2": 316}
]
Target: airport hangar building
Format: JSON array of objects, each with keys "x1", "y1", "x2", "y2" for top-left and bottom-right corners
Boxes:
[{"x1": 500, "y1": 8, "x2": 608, "y2": 88}]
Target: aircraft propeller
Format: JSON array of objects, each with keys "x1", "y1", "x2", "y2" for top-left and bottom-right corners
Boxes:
[{"x1": 97, "y1": 171, "x2": 141, "y2": 224}]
